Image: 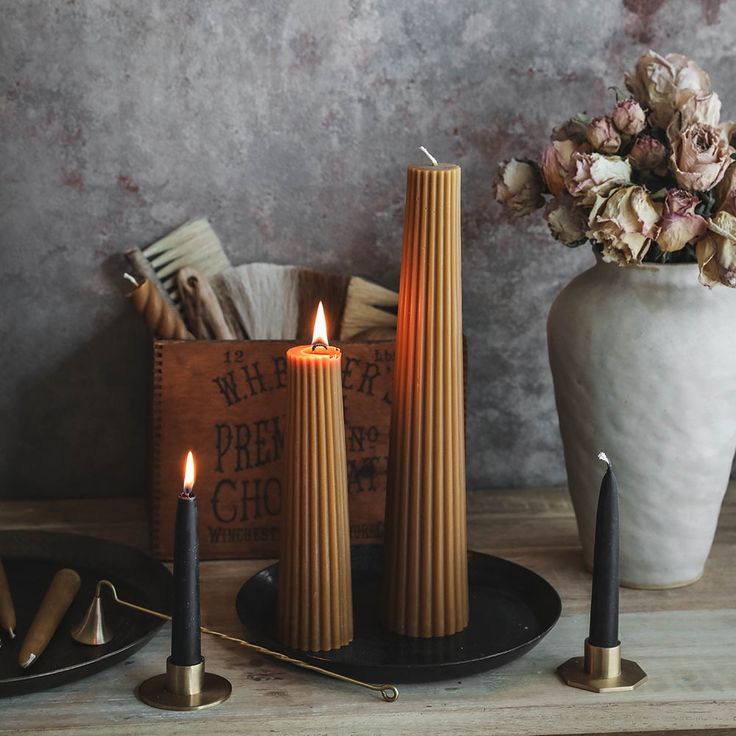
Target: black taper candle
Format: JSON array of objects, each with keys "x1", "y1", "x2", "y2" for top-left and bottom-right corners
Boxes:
[
  {"x1": 170, "y1": 451, "x2": 202, "y2": 666},
  {"x1": 588, "y1": 452, "x2": 620, "y2": 648}
]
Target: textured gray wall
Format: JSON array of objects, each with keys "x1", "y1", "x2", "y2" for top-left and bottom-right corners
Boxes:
[{"x1": 1, "y1": 0, "x2": 732, "y2": 499}]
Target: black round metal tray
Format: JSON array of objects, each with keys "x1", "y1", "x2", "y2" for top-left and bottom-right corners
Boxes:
[
  {"x1": 0, "y1": 531, "x2": 172, "y2": 697},
  {"x1": 236, "y1": 544, "x2": 561, "y2": 683}
]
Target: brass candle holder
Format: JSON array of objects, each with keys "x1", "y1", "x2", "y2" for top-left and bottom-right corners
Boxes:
[
  {"x1": 72, "y1": 580, "x2": 398, "y2": 703},
  {"x1": 137, "y1": 656, "x2": 232, "y2": 711},
  {"x1": 558, "y1": 638, "x2": 647, "y2": 693}
]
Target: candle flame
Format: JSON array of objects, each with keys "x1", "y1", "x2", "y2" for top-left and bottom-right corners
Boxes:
[
  {"x1": 183, "y1": 450, "x2": 195, "y2": 493},
  {"x1": 311, "y1": 301, "x2": 329, "y2": 348}
]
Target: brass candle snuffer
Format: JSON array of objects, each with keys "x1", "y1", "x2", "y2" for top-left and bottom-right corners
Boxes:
[{"x1": 71, "y1": 580, "x2": 399, "y2": 703}]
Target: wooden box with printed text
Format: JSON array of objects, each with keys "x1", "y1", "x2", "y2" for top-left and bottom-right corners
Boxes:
[{"x1": 150, "y1": 339, "x2": 394, "y2": 560}]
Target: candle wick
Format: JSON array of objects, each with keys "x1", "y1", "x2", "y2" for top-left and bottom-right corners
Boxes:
[
  {"x1": 123, "y1": 272, "x2": 140, "y2": 287},
  {"x1": 311, "y1": 341, "x2": 329, "y2": 353},
  {"x1": 419, "y1": 146, "x2": 439, "y2": 166},
  {"x1": 597, "y1": 451, "x2": 611, "y2": 467}
]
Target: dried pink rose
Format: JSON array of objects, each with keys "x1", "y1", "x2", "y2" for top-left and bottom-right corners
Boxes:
[
  {"x1": 587, "y1": 185, "x2": 660, "y2": 265},
  {"x1": 541, "y1": 140, "x2": 580, "y2": 197},
  {"x1": 677, "y1": 92, "x2": 721, "y2": 128},
  {"x1": 612, "y1": 99, "x2": 646, "y2": 135},
  {"x1": 656, "y1": 188, "x2": 707, "y2": 252},
  {"x1": 714, "y1": 163, "x2": 736, "y2": 215},
  {"x1": 493, "y1": 159, "x2": 545, "y2": 217},
  {"x1": 628, "y1": 135, "x2": 669, "y2": 177},
  {"x1": 696, "y1": 210, "x2": 736, "y2": 287},
  {"x1": 586, "y1": 116, "x2": 621, "y2": 153},
  {"x1": 625, "y1": 50, "x2": 711, "y2": 129},
  {"x1": 720, "y1": 120, "x2": 736, "y2": 147},
  {"x1": 668, "y1": 121, "x2": 732, "y2": 192},
  {"x1": 545, "y1": 197, "x2": 588, "y2": 245},
  {"x1": 566, "y1": 152, "x2": 632, "y2": 206},
  {"x1": 552, "y1": 118, "x2": 589, "y2": 143}
]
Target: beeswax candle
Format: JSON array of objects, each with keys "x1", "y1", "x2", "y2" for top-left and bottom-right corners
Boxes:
[
  {"x1": 277, "y1": 302, "x2": 353, "y2": 651},
  {"x1": 383, "y1": 160, "x2": 469, "y2": 638},
  {"x1": 125, "y1": 274, "x2": 192, "y2": 340}
]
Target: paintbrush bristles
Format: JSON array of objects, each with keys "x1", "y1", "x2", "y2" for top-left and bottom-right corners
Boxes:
[
  {"x1": 213, "y1": 264, "x2": 300, "y2": 340},
  {"x1": 346, "y1": 276, "x2": 399, "y2": 307},
  {"x1": 213, "y1": 263, "x2": 397, "y2": 341},
  {"x1": 340, "y1": 277, "x2": 398, "y2": 340},
  {"x1": 142, "y1": 218, "x2": 231, "y2": 304}
]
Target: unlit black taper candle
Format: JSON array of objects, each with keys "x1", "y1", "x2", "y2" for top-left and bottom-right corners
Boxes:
[
  {"x1": 588, "y1": 452, "x2": 620, "y2": 648},
  {"x1": 170, "y1": 451, "x2": 202, "y2": 666}
]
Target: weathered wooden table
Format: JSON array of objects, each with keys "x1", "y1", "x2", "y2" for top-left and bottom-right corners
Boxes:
[{"x1": 1, "y1": 485, "x2": 734, "y2": 735}]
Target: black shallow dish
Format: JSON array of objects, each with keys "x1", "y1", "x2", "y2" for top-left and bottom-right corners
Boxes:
[
  {"x1": 236, "y1": 545, "x2": 561, "y2": 683},
  {"x1": 0, "y1": 531, "x2": 172, "y2": 697}
]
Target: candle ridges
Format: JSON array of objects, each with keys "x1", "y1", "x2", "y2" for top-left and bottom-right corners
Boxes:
[
  {"x1": 127, "y1": 278, "x2": 192, "y2": 340},
  {"x1": 278, "y1": 348, "x2": 353, "y2": 651},
  {"x1": 383, "y1": 164, "x2": 468, "y2": 638}
]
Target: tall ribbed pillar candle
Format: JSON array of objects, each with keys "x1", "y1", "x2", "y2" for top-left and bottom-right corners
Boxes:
[
  {"x1": 383, "y1": 161, "x2": 469, "y2": 638},
  {"x1": 277, "y1": 303, "x2": 353, "y2": 651}
]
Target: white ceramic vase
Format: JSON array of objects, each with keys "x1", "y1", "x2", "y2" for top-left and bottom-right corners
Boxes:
[{"x1": 548, "y1": 257, "x2": 736, "y2": 588}]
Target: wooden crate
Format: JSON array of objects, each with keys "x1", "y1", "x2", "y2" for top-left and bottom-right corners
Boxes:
[{"x1": 151, "y1": 340, "x2": 395, "y2": 559}]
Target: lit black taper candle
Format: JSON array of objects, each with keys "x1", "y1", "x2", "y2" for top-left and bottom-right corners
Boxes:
[
  {"x1": 588, "y1": 451, "x2": 619, "y2": 648},
  {"x1": 170, "y1": 450, "x2": 202, "y2": 666}
]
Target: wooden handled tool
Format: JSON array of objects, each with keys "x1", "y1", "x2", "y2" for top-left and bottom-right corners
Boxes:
[
  {"x1": 211, "y1": 263, "x2": 398, "y2": 341},
  {"x1": 176, "y1": 267, "x2": 243, "y2": 340},
  {"x1": 125, "y1": 218, "x2": 231, "y2": 311},
  {"x1": 19, "y1": 569, "x2": 81, "y2": 668},
  {"x1": 0, "y1": 558, "x2": 16, "y2": 642}
]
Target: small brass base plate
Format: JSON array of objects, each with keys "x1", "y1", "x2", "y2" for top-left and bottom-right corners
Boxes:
[
  {"x1": 136, "y1": 672, "x2": 232, "y2": 711},
  {"x1": 557, "y1": 657, "x2": 648, "y2": 693}
]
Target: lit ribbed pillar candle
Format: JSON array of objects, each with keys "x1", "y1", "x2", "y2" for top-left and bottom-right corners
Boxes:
[
  {"x1": 278, "y1": 303, "x2": 353, "y2": 651},
  {"x1": 383, "y1": 160, "x2": 468, "y2": 638}
]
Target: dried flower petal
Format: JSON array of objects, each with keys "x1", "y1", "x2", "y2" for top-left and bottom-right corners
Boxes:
[
  {"x1": 625, "y1": 50, "x2": 711, "y2": 129},
  {"x1": 566, "y1": 153, "x2": 632, "y2": 206},
  {"x1": 696, "y1": 210, "x2": 736, "y2": 287},
  {"x1": 493, "y1": 159, "x2": 545, "y2": 217},
  {"x1": 545, "y1": 197, "x2": 588, "y2": 245},
  {"x1": 612, "y1": 99, "x2": 646, "y2": 136},
  {"x1": 541, "y1": 140, "x2": 580, "y2": 197},
  {"x1": 678, "y1": 92, "x2": 721, "y2": 128},
  {"x1": 668, "y1": 121, "x2": 732, "y2": 192},
  {"x1": 587, "y1": 186, "x2": 660, "y2": 265},
  {"x1": 586, "y1": 116, "x2": 621, "y2": 154},
  {"x1": 628, "y1": 135, "x2": 669, "y2": 177},
  {"x1": 657, "y1": 188, "x2": 708, "y2": 252}
]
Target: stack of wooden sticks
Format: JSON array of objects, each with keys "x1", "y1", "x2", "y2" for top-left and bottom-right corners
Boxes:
[{"x1": 124, "y1": 218, "x2": 398, "y2": 342}]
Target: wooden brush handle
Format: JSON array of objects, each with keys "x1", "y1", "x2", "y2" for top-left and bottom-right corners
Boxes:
[
  {"x1": 127, "y1": 278, "x2": 193, "y2": 340},
  {"x1": 177, "y1": 267, "x2": 237, "y2": 340},
  {"x1": 19, "y1": 569, "x2": 81, "y2": 667},
  {"x1": 0, "y1": 558, "x2": 16, "y2": 636}
]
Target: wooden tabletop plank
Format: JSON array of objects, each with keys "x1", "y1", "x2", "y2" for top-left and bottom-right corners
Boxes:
[
  {"x1": 1, "y1": 483, "x2": 734, "y2": 735},
  {"x1": 1, "y1": 610, "x2": 734, "y2": 736}
]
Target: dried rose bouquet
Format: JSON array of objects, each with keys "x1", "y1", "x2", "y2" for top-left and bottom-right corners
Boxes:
[{"x1": 494, "y1": 50, "x2": 736, "y2": 287}]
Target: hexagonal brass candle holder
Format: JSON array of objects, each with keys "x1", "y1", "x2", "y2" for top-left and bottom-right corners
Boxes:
[{"x1": 558, "y1": 639, "x2": 647, "y2": 693}]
